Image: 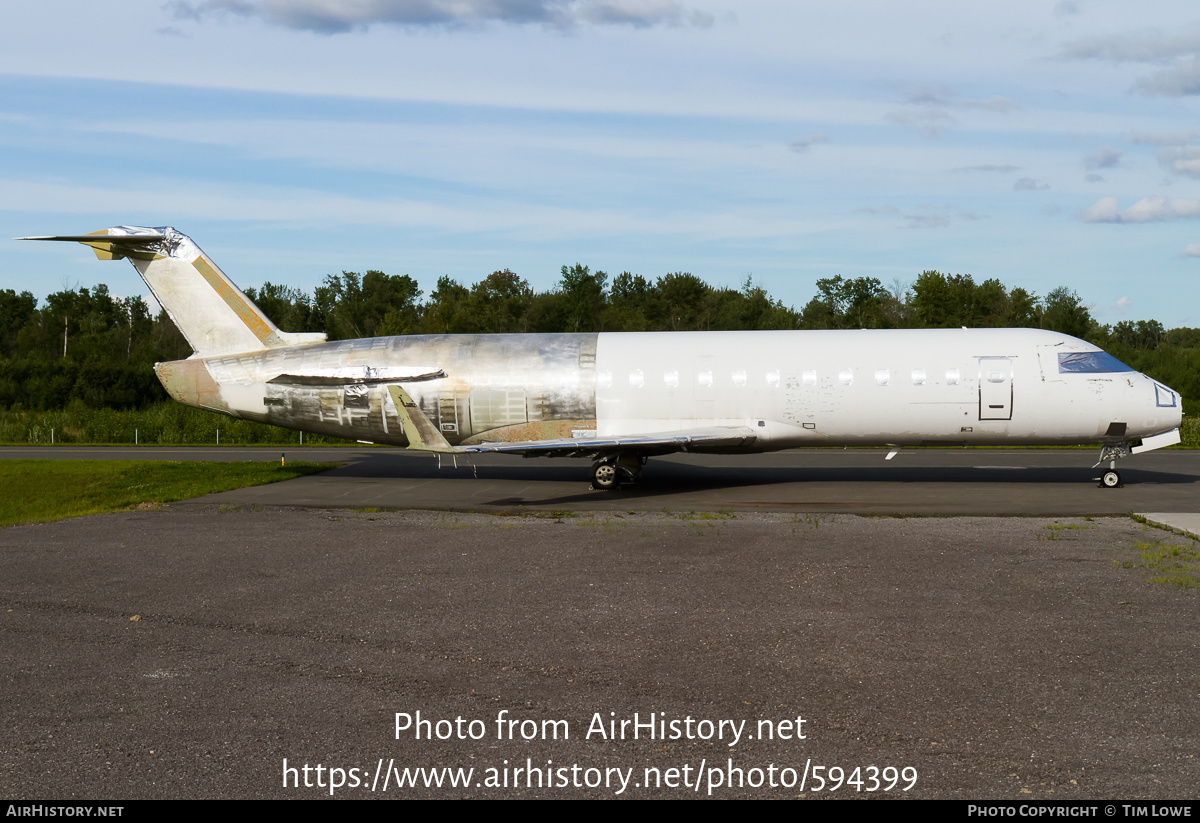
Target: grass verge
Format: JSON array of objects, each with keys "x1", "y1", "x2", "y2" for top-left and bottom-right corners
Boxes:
[{"x1": 0, "y1": 460, "x2": 336, "y2": 528}]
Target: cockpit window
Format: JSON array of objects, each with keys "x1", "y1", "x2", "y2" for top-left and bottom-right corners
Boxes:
[{"x1": 1057, "y1": 351, "x2": 1133, "y2": 374}]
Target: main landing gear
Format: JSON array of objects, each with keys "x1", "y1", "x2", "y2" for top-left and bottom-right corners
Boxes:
[
  {"x1": 590, "y1": 453, "x2": 645, "y2": 491},
  {"x1": 1093, "y1": 442, "x2": 1130, "y2": 489}
]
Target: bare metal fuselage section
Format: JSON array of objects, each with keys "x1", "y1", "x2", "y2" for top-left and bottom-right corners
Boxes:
[{"x1": 157, "y1": 334, "x2": 599, "y2": 448}]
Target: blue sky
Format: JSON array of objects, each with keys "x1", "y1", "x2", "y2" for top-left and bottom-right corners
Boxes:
[{"x1": 2, "y1": 0, "x2": 1199, "y2": 328}]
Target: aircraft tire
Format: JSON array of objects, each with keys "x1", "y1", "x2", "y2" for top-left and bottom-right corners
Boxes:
[
  {"x1": 1101, "y1": 470, "x2": 1121, "y2": 488},
  {"x1": 592, "y1": 462, "x2": 620, "y2": 491}
]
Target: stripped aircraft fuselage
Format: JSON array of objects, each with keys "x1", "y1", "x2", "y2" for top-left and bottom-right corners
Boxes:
[
  {"x1": 156, "y1": 327, "x2": 1180, "y2": 454},
  {"x1": 21, "y1": 226, "x2": 1184, "y2": 487}
]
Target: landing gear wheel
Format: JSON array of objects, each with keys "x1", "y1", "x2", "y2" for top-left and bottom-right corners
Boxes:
[
  {"x1": 591, "y1": 462, "x2": 620, "y2": 491},
  {"x1": 1101, "y1": 470, "x2": 1121, "y2": 488}
]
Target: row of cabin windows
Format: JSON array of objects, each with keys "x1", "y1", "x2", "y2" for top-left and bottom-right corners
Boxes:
[{"x1": 597, "y1": 368, "x2": 968, "y2": 389}]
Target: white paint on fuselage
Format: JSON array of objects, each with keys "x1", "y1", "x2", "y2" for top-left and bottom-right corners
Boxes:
[{"x1": 595, "y1": 329, "x2": 1180, "y2": 448}]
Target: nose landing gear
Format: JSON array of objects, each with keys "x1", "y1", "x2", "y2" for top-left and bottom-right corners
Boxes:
[{"x1": 1093, "y1": 442, "x2": 1130, "y2": 489}]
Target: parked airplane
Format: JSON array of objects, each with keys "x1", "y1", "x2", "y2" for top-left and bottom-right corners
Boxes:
[{"x1": 22, "y1": 226, "x2": 1183, "y2": 489}]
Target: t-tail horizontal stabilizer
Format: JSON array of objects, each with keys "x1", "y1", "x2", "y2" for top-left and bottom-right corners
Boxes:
[{"x1": 19, "y1": 227, "x2": 327, "y2": 358}]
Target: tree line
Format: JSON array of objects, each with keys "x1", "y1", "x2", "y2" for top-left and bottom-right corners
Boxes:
[{"x1": 2, "y1": 267, "x2": 1197, "y2": 411}]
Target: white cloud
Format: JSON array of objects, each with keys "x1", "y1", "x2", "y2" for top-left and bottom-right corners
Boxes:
[
  {"x1": 1180, "y1": 243, "x2": 1200, "y2": 258},
  {"x1": 1130, "y1": 131, "x2": 1200, "y2": 146},
  {"x1": 1113, "y1": 296, "x2": 1131, "y2": 310},
  {"x1": 787, "y1": 134, "x2": 828, "y2": 153},
  {"x1": 1081, "y1": 196, "x2": 1119, "y2": 222},
  {"x1": 1153, "y1": 145, "x2": 1200, "y2": 179},
  {"x1": 856, "y1": 203, "x2": 982, "y2": 229},
  {"x1": 1064, "y1": 27, "x2": 1200, "y2": 96},
  {"x1": 956, "y1": 96, "x2": 1019, "y2": 113},
  {"x1": 1064, "y1": 27, "x2": 1200, "y2": 63},
  {"x1": 1082, "y1": 195, "x2": 1200, "y2": 223},
  {"x1": 951, "y1": 164, "x2": 1020, "y2": 174},
  {"x1": 1083, "y1": 146, "x2": 1122, "y2": 170},
  {"x1": 884, "y1": 108, "x2": 956, "y2": 139},
  {"x1": 885, "y1": 88, "x2": 1016, "y2": 139},
  {"x1": 1124, "y1": 132, "x2": 1200, "y2": 178},
  {"x1": 1135, "y1": 57, "x2": 1200, "y2": 96},
  {"x1": 166, "y1": 0, "x2": 713, "y2": 32},
  {"x1": 1013, "y1": 177, "x2": 1048, "y2": 191}
]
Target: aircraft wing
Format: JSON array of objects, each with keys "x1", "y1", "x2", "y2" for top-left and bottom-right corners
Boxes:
[{"x1": 456, "y1": 427, "x2": 759, "y2": 458}]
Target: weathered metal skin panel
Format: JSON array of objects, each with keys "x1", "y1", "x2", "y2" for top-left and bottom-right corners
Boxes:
[
  {"x1": 155, "y1": 359, "x2": 228, "y2": 414},
  {"x1": 159, "y1": 334, "x2": 599, "y2": 447}
]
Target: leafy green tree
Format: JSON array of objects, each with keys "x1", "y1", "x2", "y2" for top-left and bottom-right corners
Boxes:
[
  {"x1": 469, "y1": 269, "x2": 533, "y2": 334},
  {"x1": 800, "y1": 275, "x2": 888, "y2": 329},
  {"x1": 315, "y1": 271, "x2": 422, "y2": 339},
  {"x1": 244, "y1": 282, "x2": 322, "y2": 334},
  {"x1": 0, "y1": 289, "x2": 37, "y2": 358},
  {"x1": 652, "y1": 272, "x2": 710, "y2": 330},
  {"x1": 606, "y1": 272, "x2": 652, "y2": 331},
  {"x1": 421, "y1": 276, "x2": 472, "y2": 334},
  {"x1": 1039, "y1": 287, "x2": 1093, "y2": 339},
  {"x1": 1008, "y1": 287, "x2": 1039, "y2": 327},
  {"x1": 558, "y1": 264, "x2": 608, "y2": 333}
]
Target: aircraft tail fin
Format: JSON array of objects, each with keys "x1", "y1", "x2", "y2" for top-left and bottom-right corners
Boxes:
[{"x1": 20, "y1": 227, "x2": 327, "y2": 357}]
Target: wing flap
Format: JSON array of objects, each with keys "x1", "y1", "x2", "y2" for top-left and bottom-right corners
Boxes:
[{"x1": 457, "y1": 426, "x2": 758, "y2": 457}]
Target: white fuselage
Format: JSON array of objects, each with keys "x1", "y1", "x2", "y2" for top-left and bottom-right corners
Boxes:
[{"x1": 593, "y1": 328, "x2": 1179, "y2": 448}]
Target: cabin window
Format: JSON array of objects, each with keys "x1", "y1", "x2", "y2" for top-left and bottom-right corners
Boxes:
[
  {"x1": 946, "y1": 369, "x2": 960, "y2": 385},
  {"x1": 629, "y1": 369, "x2": 644, "y2": 388},
  {"x1": 766, "y1": 369, "x2": 780, "y2": 388},
  {"x1": 875, "y1": 369, "x2": 889, "y2": 386},
  {"x1": 664, "y1": 369, "x2": 679, "y2": 388},
  {"x1": 732, "y1": 369, "x2": 747, "y2": 387},
  {"x1": 597, "y1": 370, "x2": 612, "y2": 388},
  {"x1": 838, "y1": 368, "x2": 853, "y2": 386},
  {"x1": 1057, "y1": 351, "x2": 1133, "y2": 374},
  {"x1": 912, "y1": 368, "x2": 926, "y2": 385},
  {"x1": 803, "y1": 370, "x2": 817, "y2": 386},
  {"x1": 986, "y1": 370, "x2": 1006, "y2": 383},
  {"x1": 697, "y1": 370, "x2": 714, "y2": 388}
]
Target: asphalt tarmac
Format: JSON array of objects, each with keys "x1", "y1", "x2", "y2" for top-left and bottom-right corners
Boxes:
[
  {"x1": 4, "y1": 446, "x2": 1200, "y2": 515},
  {"x1": 2, "y1": 448, "x2": 1198, "y2": 799}
]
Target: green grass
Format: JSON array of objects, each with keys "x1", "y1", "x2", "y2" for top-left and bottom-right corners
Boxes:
[
  {"x1": 1125, "y1": 539, "x2": 1200, "y2": 588},
  {"x1": 0, "y1": 460, "x2": 335, "y2": 527}
]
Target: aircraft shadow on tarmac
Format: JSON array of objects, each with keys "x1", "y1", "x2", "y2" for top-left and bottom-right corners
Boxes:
[{"x1": 321, "y1": 451, "x2": 1196, "y2": 501}]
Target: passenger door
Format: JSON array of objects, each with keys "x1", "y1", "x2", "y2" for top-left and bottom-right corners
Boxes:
[{"x1": 978, "y1": 357, "x2": 1013, "y2": 420}]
